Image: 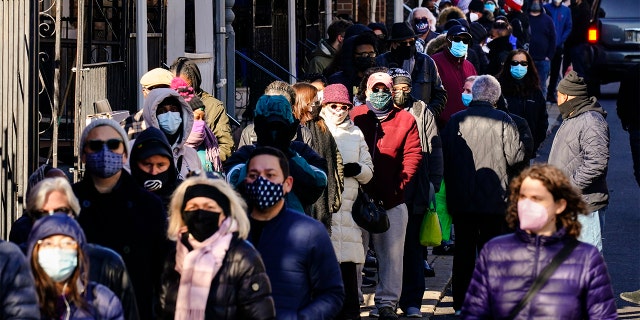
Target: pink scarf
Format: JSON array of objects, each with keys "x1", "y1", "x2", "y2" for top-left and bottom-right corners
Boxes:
[
  {"x1": 174, "y1": 218, "x2": 237, "y2": 320},
  {"x1": 186, "y1": 120, "x2": 223, "y2": 172}
]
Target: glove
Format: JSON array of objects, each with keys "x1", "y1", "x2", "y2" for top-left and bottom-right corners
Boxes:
[{"x1": 343, "y1": 162, "x2": 362, "y2": 177}]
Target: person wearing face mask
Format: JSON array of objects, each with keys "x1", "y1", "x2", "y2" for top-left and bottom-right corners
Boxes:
[
  {"x1": 140, "y1": 88, "x2": 203, "y2": 179},
  {"x1": 527, "y1": 0, "x2": 556, "y2": 99},
  {"x1": 431, "y1": 24, "x2": 477, "y2": 130},
  {"x1": 27, "y1": 214, "x2": 124, "y2": 319},
  {"x1": 496, "y1": 49, "x2": 549, "y2": 155},
  {"x1": 461, "y1": 164, "x2": 617, "y2": 319},
  {"x1": 387, "y1": 68, "x2": 443, "y2": 318},
  {"x1": 376, "y1": 22, "x2": 447, "y2": 119},
  {"x1": 351, "y1": 72, "x2": 422, "y2": 319},
  {"x1": 243, "y1": 146, "x2": 345, "y2": 319},
  {"x1": 320, "y1": 83, "x2": 373, "y2": 319},
  {"x1": 544, "y1": 0, "x2": 573, "y2": 103},
  {"x1": 408, "y1": 7, "x2": 439, "y2": 54},
  {"x1": 159, "y1": 177, "x2": 275, "y2": 319},
  {"x1": 548, "y1": 71, "x2": 610, "y2": 252},
  {"x1": 467, "y1": 0, "x2": 493, "y2": 31},
  {"x1": 130, "y1": 127, "x2": 181, "y2": 207},
  {"x1": 484, "y1": 0, "x2": 499, "y2": 19},
  {"x1": 441, "y1": 75, "x2": 525, "y2": 313},
  {"x1": 73, "y1": 119, "x2": 168, "y2": 320}
]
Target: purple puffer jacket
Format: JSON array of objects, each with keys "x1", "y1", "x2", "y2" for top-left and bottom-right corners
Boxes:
[{"x1": 461, "y1": 228, "x2": 617, "y2": 320}]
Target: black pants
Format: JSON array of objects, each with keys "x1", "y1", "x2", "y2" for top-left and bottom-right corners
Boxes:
[
  {"x1": 547, "y1": 48, "x2": 563, "y2": 98},
  {"x1": 451, "y1": 214, "x2": 508, "y2": 311},
  {"x1": 337, "y1": 262, "x2": 361, "y2": 319},
  {"x1": 399, "y1": 210, "x2": 426, "y2": 310}
]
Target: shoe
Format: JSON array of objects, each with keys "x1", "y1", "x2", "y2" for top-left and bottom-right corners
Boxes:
[
  {"x1": 432, "y1": 244, "x2": 455, "y2": 255},
  {"x1": 620, "y1": 290, "x2": 640, "y2": 305},
  {"x1": 365, "y1": 252, "x2": 378, "y2": 268},
  {"x1": 369, "y1": 307, "x2": 379, "y2": 317},
  {"x1": 454, "y1": 310, "x2": 462, "y2": 316},
  {"x1": 362, "y1": 277, "x2": 377, "y2": 288},
  {"x1": 378, "y1": 306, "x2": 398, "y2": 320},
  {"x1": 424, "y1": 260, "x2": 435, "y2": 277},
  {"x1": 404, "y1": 306, "x2": 422, "y2": 318}
]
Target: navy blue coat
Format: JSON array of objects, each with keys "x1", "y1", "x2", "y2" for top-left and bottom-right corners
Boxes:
[
  {"x1": 462, "y1": 228, "x2": 617, "y2": 319},
  {"x1": 0, "y1": 240, "x2": 39, "y2": 319}
]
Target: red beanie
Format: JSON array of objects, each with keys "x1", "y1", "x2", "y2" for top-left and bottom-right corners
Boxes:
[{"x1": 322, "y1": 84, "x2": 352, "y2": 106}]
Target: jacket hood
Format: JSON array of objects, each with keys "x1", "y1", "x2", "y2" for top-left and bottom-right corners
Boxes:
[
  {"x1": 311, "y1": 39, "x2": 336, "y2": 59},
  {"x1": 129, "y1": 127, "x2": 179, "y2": 187},
  {"x1": 142, "y1": 88, "x2": 194, "y2": 149},
  {"x1": 426, "y1": 34, "x2": 449, "y2": 56},
  {"x1": 559, "y1": 96, "x2": 606, "y2": 120},
  {"x1": 27, "y1": 214, "x2": 86, "y2": 260}
]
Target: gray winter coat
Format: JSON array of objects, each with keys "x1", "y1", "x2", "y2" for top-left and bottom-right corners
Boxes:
[{"x1": 548, "y1": 96, "x2": 609, "y2": 212}]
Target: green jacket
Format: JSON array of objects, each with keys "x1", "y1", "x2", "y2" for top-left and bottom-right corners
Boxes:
[{"x1": 198, "y1": 90, "x2": 234, "y2": 161}]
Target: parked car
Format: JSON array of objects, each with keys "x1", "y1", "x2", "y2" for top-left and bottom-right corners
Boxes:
[{"x1": 588, "y1": 0, "x2": 640, "y2": 84}]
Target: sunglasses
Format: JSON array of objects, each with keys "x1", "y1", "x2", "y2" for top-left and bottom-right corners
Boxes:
[
  {"x1": 355, "y1": 51, "x2": 377, "y2": 58},
  {"x1": 86, "y1": 139, "x2": 123, "y2": 152},
  {"x1": 398, "y1": 40, "x2": 416, "y2": 47},
  {"x1": 450, "y1": 36, "x2": 471, "y2": 44},
  {"x1": 510, "y1": 60, "x2": 528, "y2": 67},
  {"x1": 372, "y1": 87, "x2": 391, "y2": 93},
  {"x1": 329, "y1": 104, "x2": 351, "y2": 111}
]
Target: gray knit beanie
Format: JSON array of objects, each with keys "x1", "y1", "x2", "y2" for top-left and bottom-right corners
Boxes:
[
  {"x1": 557, "y1": 70, "x2": 589, "y2": 96},
  {"x1": 472, "y1": 75, "x2": 501, "y2": 104},
  {"x1": 80, "y1": 118, "x2": 131, "y2": 156}
]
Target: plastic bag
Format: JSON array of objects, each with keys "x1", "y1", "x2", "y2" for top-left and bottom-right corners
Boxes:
[{"x1": 420, "y1": 204, "x2": 442, "y2": 247}]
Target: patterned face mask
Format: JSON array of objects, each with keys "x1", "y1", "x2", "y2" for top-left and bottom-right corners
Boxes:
[
  {"x1": 85, "y1": 147, "x2": 124, "y2": 178},
  {"x1": 245, "y1": 176, "x2": 285, "y2": 210}
]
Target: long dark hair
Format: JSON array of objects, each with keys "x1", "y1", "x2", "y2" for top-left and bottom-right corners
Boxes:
[
  {"x1": 31, "y1": 244, "x2": 90, "y2": 318},
  {"x1": 496, "y1": 49, "x2": 541, "y2": 97}
]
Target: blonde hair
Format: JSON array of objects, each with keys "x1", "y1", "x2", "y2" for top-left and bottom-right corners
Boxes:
[
  {"x1": 26, "y1": 177, "x2": 81, "y2": 218},
  {"x1": 167, "y1": 176, "x2": 250, "y2": 240}
]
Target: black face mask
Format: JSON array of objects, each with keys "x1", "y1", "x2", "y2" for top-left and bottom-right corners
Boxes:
[
  {"x1": 354, "y1": 57, "x2": 377, "y2": 72},
  {"x1": 182, "y1": 209, "x2": 222, "y2": 242},
  {"x1": 391, "y1": 45, "x2": 414, "y2": 61},
  {"x1": 135, "y1": 169, "x2": 171, "y2": 192}
]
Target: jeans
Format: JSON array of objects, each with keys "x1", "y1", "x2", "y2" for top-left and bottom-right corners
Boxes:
[
  {"x1": 578, "y1": 207, "x2": 606, "y2": 252},
  {"x1": 451, "y1": 214, "x2": 508, "y2": 311},
  {"x1": 399, "y1": 210, "x2": 425, "y2": 311},
  {"x1": 364, "y1": 203, "x2": 409, "y2": 309},
  {"x1": 535, "y1": 60, "x2": 551, "y2": 98}
]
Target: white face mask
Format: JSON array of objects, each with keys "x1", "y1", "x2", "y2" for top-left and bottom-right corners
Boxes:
[{"x1": 470, "y1": 12, "x2": 479, "y2": 22}]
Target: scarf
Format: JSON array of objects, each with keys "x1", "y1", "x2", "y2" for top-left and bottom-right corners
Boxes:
[
  {"x1": 185, "y1": 120, "x2": 223, "y2": 172},
  {"x1": 365, "y1": 101, "x2": 394, "y2": 119},
  {"x1": 174, "y1": 218, "x2": 237, "y2": 320}
]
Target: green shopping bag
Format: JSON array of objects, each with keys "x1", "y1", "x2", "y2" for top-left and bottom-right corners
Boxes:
[{"x1": 419, "y1": 203, "x2": 442, "y2": 247}]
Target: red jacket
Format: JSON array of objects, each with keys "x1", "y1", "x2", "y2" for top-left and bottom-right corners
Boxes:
[
  {"x1": 432, "y1": 49, "x2": 477, "y2": 129},
  {"x1": 350, "y1": 105, "x2": 422, "y2": 209}
]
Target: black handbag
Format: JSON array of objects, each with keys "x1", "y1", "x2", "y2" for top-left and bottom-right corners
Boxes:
[{"x1": 352, "y1": 186, "x2": 390, "y2": 233}]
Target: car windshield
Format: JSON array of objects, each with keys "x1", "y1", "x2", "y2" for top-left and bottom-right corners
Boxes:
[{"x1": 599, "y1": 0, "x2": 640, "y2": 19}]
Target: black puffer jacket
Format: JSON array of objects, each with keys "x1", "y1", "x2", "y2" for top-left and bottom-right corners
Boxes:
[
  {"x1": 159, "y1": 235, "x2": 275, "y2": 320},
  {"x1": 503, "y1": 88, "x2": 548, "y2": 153},
  {"x1": 0, "y1": 240, "x2": 39, "y2": 319},
  {"x1": 442, "y1": 101, "x2": 525, "y2": 216}
]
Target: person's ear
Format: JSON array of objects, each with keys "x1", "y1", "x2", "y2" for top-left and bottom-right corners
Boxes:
[
  {"x1": 555, "y1": 199, "x2": 567, "y2": 215},
  {"x1": 282, "y1": 176, "x2": 293, "y2": 193}
]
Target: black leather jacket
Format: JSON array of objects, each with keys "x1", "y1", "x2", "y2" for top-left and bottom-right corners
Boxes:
[{"x1": 159, "y1": 234, "x2": 275, "y2": 320}]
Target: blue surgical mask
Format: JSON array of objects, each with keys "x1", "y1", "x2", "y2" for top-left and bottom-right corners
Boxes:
[
  {"x1": 85, "y1": 147, "x2": 124, "y2": 178},
  {"x1": 510, "y1": 65, "x2": 528, "y2": 79},
  {"x1": 461, "y1": 93, "x2": 473, "y2": 106},
  {"x1": 157, "y1": 111, "x2": 182, "y2": 135},
  {"x1": 485, "y1": 3, "x2": 496, "y2": 12},
  {"x1": 38, "y1": 248, "x2": 78, "y2": 282},
  {"x1": 368, "y1": 91, "x2": 393, "y2": 110},
  {"x1": 449, "y1": 41, "x2": 468, "y2": 57}
]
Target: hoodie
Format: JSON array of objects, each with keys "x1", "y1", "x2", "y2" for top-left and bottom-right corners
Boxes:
[
  {"x1": 129, "y1": 127, "x2": 180, "y2": 207},
  {"x1": 140, "y1": 88, "x2": 203, "y2": 179}
]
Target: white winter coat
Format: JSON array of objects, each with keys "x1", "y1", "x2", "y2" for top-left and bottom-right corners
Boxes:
[{"x1": 325, "y1": 114, "x2": 374, "y2": 263}]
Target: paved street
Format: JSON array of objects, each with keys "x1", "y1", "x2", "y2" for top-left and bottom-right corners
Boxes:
[{"x1": 360, "y1": 83, "x2": 640, "y2": 319}]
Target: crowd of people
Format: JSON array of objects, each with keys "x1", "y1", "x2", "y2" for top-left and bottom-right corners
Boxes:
[{"x1": 0, "y1": 0, "x2": 629, "y2": 319}]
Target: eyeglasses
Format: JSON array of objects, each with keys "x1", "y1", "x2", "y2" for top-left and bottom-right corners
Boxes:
[
  {"x1": 355, "y1": 51, "x2": 377, "y2": 58},
  {"x1": 450, "y1": 36, "x2": 471, "y2": 45},
  {"x1": 329, "y1": 104, "x2": 351, "y2": 111},
  {"x1": 510, "y1": 60, "x2": 528, "y2": 67},
  {"x1": 393, "y1": 87, "x2": 411, "y2": 93},
  {"x1": 33, "y1": 207, "x2": 74, "y2": 218},
  {"x1": 37, "y1": 239, "x2": 78, "y2": 250},
  {"x1": 86, "y1": 139, "x2": 123, "y2": 153},
  {"x1": 376, "y1": 34, "x2": 386, "y2": 40}
]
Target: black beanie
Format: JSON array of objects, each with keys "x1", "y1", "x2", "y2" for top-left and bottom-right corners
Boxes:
[{"x1": 557, "y1": 71, "x2": 589, "y2": 96}]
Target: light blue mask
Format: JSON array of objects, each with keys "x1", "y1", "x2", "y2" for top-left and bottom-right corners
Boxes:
[
  {"x1": 449, "y1": 41, "x2": 468, "y2": 58},
  {"x1": 510, "y1": 65, "x2": 528, "y2": 79},
  {"x1": 157, "y1": 111, "x2": 182, "y2": 135},
  {"x1": 38, "y1": 248, "x2": 78, "y2": 282},
  {"x1": 485, "y1": 3, "x2": 496, "y2": 12},
  {"x1": 461, "y1": 93, "x2": 473, "y2": 106}
]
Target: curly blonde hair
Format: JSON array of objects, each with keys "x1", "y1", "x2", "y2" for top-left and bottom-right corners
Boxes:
[
  {"x1": 506, "y1": 164, "x2": 587, "y2": 238},
  {"x1": 167, "y1": 176, "x2": 250, "y2": 240}
]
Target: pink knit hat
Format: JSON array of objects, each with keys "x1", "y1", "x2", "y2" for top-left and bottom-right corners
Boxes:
[
  {"x1": 322, "y1": 84, "x2": 352, "y2": 106},
  {"x1": 367, "y1": 72, "x2": 393, "y2": 92}
]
